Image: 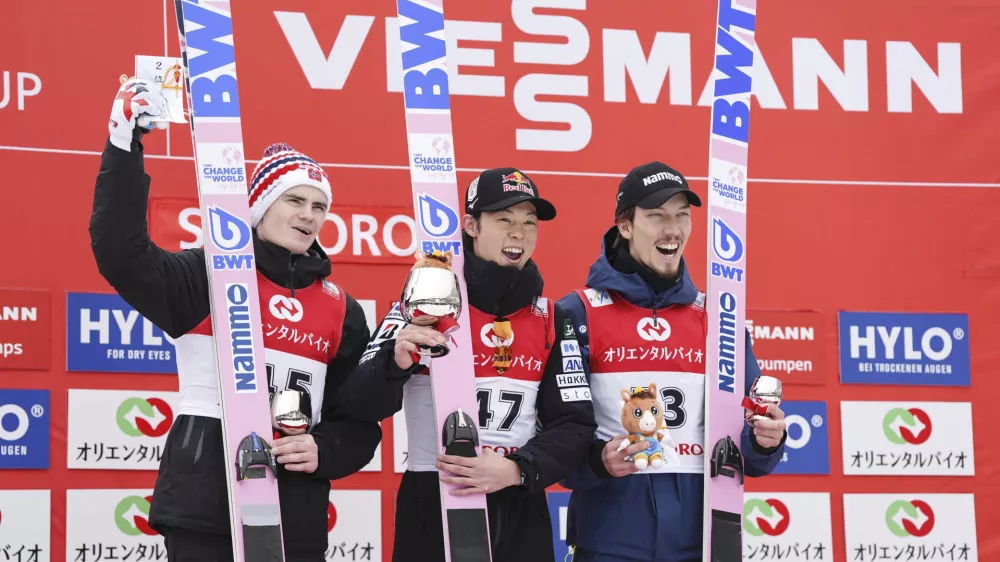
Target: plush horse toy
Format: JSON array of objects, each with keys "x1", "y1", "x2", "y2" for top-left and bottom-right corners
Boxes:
[{"x1": 616, "y1": 383, "x2": 681, "y2": 470}]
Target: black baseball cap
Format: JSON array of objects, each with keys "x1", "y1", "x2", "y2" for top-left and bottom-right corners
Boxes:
[
  {"x1": 615, "y1": 161, "x2": 702, "y2": 216},
  {"x1": 465, "y1": 167, "x2": 557, "y2": 221}
]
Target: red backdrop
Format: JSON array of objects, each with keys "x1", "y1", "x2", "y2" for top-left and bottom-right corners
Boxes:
[{"x1": 1, "y1": 0, "x2": 997, "y2": 560}]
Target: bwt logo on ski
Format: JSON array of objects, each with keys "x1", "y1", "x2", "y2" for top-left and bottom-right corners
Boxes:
[
  {"x1": 885, "y1": 499, "x2": 935, "y2": 537},
  {"x1": 412, "y1": 154, "x2": 454, "y2": 173},
  {"x1": 636, "y1": 317, "x2": 671, "y2": 342},
  {"x1": 226, "y1": 283, "x2": 259, "y2": 393},
  {"x1": 883, "y1": 407, "x2": 932, "y2": 445},
  {"x1": 66, "y1": 293, "x2": 176, "y2": 374},
  {"x1": 417, "y1": 193, "x2": 462, "y2": 256},
  {"x1": 743, "y1": 498, "x2": 791, "y2": 536},
  {"x1": 710, "y1": 218, "x2": 745, "y2": 282},
  {"x1": 773, "y1": 401, "x2": 830, "y2": 475},
  {"x1": 838, "y1": 311, "x2": 970, "y2": 386},
  {"x1": 417, "y1": 194, "x2": 459, "y2": 237},
  {"x1": 117, "y1": 397, "x2": 173, "y2": 438},
  {"x1": 715, "y1": 292, "x2": 738, "y2": 393},
  {"x1": 709, "y1": 0, "x2": 756, "y2": 145},
  {"x1": 0, "y1": 389, "x2": 49, "y2": 469},
  {"x1": 183, "y1": 1, "x2": 241, "y2": 119},
  {"x1": 115, "y1": 495, "x2": 157, "y2": 537},
  {"x1": 208, "y1": 206, "x2": 254, "y2": 270},
  {"x1": 398, "y1": 0, "x2": 449, "y2": 111}
]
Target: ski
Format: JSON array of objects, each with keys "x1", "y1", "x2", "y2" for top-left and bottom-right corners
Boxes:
[
  {"x1": 702, "y1": 0, "x2": 759, "y2": 561},
  {"x1": 168, "y1": 1, "x2": 284, "y2": 560},
  {"x1": 393, "y1": 0, "x2": 493, "y2": 560}
]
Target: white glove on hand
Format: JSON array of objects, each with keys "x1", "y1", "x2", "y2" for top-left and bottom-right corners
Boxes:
[{"x1": 108, "y1": 77, "x2": 169, "y2": 152}]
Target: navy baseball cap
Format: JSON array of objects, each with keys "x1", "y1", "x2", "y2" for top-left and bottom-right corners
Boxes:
[
  {"x1": 615, "y1": 161, "x2": 702, "y2": 216},
  {"x1": 465, "y1": 168, "x2": 557, "y2": 221}
]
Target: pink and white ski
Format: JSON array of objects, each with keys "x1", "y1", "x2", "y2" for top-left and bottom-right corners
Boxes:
[
  {"x1": 170, "y1": 1, "x2": 285, "y2": 560},
  {"x1": 392, "y1": 1, "x2": 493, "y2": 561},
  {"x1": 702, "y1": 0, "x2": 759, "y2": 561}
]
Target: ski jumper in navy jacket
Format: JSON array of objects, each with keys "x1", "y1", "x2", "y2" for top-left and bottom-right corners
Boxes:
[{"x1": 559, "y1": 227, "x2": 786, "y2": 562}]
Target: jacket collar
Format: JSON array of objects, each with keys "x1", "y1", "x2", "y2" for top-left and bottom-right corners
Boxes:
[
  {"x1": 252, "y1": 229, "x2": 332, "y2": 295},
  {"x1": 584, "y1": 226, "x2": 699, "y2": 309}
]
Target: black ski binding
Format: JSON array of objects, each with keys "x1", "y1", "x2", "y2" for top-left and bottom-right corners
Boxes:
[
  {"x1": 442, "y1": 408, "x2": 480, "y2": 458},
  {"x1": 236, "y1": 431, "x2": 278, "y2": 481},
  {"x1": 710, "y1": 436, "x2": 744, "y2": 485}
]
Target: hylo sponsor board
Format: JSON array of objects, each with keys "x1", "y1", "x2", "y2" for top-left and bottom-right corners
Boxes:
[
  {"x1": 838, "y1": 311, "x2": 970, "y2": 387},
  {"x1": 66, "y1": 292, "x2": 176, "y2": 374}
]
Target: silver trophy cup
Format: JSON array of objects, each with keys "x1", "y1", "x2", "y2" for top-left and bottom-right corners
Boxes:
[
  {"x1": 399, "y1": 266, "x2": 463, "y2": 357},
  {"x1": 271, "y1": 390, "x2": 312, "y2": 436},
  {"x1": 746, "y1": 375, "x2": 783, "y2": 427}
]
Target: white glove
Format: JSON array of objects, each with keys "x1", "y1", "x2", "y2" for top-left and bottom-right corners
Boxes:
[{"x1": 108, "y1": 76, "x2": 169, "y2": 152}]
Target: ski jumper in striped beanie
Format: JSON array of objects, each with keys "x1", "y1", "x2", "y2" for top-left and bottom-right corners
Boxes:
[{"x1": 247, "y1": 143, "x2": 333, "y2": 227}]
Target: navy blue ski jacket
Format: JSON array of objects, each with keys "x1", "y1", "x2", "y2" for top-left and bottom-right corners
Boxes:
[{"x1": 559, "y1": 228, "x2": 785, "y2": 562}]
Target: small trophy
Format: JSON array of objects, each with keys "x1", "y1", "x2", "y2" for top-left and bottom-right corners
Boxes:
[
  {"x1": 741, "y1": 375, "x2": 782, "y2": 427},
  {"x1": 271, "y1": 390, "x2": 312, "y2": 436},
  {"x1": 399, "y1": 251, "x2": 463, "y2": 359}
]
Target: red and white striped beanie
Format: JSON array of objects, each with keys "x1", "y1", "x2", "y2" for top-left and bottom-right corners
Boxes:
[{"x1": 247, "y1": 143, "x2": 332, "y2": 227}]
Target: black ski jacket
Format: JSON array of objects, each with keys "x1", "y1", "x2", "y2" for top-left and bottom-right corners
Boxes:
[
  {"x1": 347, "y1": 242, "x2": 598, "y2": 561},
  {"x1": 89, "y1": 133, "x2": 381, "y2": 559}
]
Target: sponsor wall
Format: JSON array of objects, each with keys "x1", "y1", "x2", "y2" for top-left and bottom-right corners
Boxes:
[{"x1": 1, "y1": 1, "x2": 997, "y2": 561}]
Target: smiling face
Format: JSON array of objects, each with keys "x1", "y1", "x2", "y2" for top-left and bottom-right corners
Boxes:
[
  {"x1": 463, "y1": 201, "x2": 538, "y2": 269},
  {"x1": 255, "y1": 185, "x2": 329, "y2": 254},
  {"x1": 616, "y1": 193, "x2": 692, "y2": 278}
]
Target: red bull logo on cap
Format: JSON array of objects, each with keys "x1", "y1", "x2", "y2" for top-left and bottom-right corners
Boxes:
[{"x1": 502, "y1": 172, "x2": 534, "y2": 195}]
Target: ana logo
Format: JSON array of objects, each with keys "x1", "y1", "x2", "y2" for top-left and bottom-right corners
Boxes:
[
  {"x1": 886, "y1": 499, "x2": 935, "y2": 537},
  {"x1": 417, "y1": 194, "x2": 459, "y2": 238},
  {"x1": 327, "y1": 501, "x2": 337, "y2": 533},
  {"x1": 208, "y1": 206, "x2": 252, "y2": 252},
  {"x1": 637, "y1": 317, "x2": 671, "y2": 342},
  {"x1": 115, "y1": 495, "x2": 157, "y2": 536},
  {"x1": 744, "y1": 498, "x2": 791, "y2": 536},
  {"x1": 269, "y1": 295, "x2": 303, "y2": 322},
  {"x1": 0, "y1": 403, "x2": 43, "y2": 441},
  {"x1": 117, "y1": 397, "x2": 173, "y2": 438},
  {"x1": 481, "y1": 323, "x2": 514, "y2": 348},
  {"x1": 712, "y1": 218, "x2": 744, "y2": 263},
  {"x1": 883, "y1": 407, "x2": 932, "y2": 445}
]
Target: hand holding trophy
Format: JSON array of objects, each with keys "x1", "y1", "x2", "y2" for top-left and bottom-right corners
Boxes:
[{"x1": 399, "y1": 251, "x2": 463, "y2": 365}]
